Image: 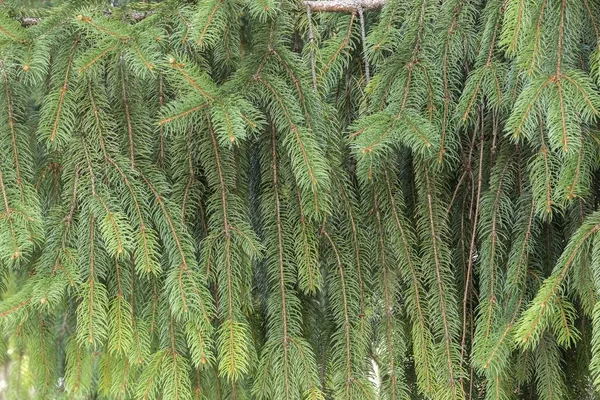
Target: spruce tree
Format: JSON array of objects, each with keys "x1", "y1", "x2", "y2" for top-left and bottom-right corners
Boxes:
[{"x1": 2, "y1": 0, "x2": 600, "y2": 399}]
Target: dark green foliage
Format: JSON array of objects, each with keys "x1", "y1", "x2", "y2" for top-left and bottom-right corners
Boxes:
[{"x1": 1, "y1": 0, "x2": 600, "y2": 399}]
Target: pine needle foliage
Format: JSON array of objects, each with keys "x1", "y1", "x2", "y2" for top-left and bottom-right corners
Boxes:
[{"x1": 3, "y1": 0, "x2": 600, "y2": 399}]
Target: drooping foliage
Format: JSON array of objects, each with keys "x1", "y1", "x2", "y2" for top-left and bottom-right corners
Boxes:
[{"x1": 2, "y1": 0, "x2": 600, "y2": 399}]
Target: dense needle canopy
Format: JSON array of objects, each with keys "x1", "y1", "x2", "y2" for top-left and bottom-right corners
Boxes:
[{"x1": 1, "y1": 0, "x2": 600, "y2": 399}]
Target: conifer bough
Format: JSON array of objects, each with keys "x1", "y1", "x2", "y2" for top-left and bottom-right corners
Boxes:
[{"x1": 2, "y1": 0, "x2": 600, "y2": 399}]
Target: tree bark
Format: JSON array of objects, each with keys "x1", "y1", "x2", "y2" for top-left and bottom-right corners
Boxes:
[
  {"x1": 15, "y1": 0, "x2": 385, "y2": 27},
  {"x1": 303, "y1": 0, "x2": 385, "y2": 12},
  {"x1": 16, "y1": 10, "x2": 151, "y2": 27}
]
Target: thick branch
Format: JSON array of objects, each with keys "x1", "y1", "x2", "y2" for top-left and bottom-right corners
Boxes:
[
  {"x1": 304, "y1": 0, "x2": 385, "y2": 12},
  {"x1": 16, "y1": 10, "x2": 151, "y2": 27},
  {"x1": 19, "y1": 17, "x2": 41, "y2": 26}
]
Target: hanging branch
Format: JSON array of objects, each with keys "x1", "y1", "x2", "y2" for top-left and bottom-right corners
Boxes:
[{"x1": 303, "y1": 0, "x2": 385, "y2": 12}]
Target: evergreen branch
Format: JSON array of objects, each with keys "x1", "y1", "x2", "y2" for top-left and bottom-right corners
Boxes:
[
  {"x1": 81, "y1": 138, "x2": 97, "y2": 194},
  {"x1": 98, "y1": 197, "x2": 125, "y2": 255},
  {"x1": 337, "y1": 180, "x2": 367, "y2": 334},
  {"x1": 257, "y1": 76, "x2": 325, "y2": 215},
  {"x1": 180, "y1": 146, "x2": 195, "y2": 223},
  {"x1": 373, "y1": 193, "x2": 400, "y2": 400},
  {"x1": 86, "y1": 82, "x2": 110, "y2": 164},
  {"x1": 168, "y1": 59, "x2": 215, "y2": 101},
  {"x1": 158, "y1": 75, "x2": 165, "y2": 166},
  {"x1": 504, "y1": 0, "x2": 525, "y2": 54},
  {"x1": 556, "y1": 0, "x2": 565, "y2": 76},
  {"x1": 438, "y1": 0, "x2": 469, "y2": 164},
  {"x1": 76, "y1": 15, "x2": 130, "y2": 40},
  {"x1": 78, "y1": 45, "x2": 116, "y2": 74},
  {"x1": 482, "y1": 199, "x2": 535, "y2": 370},
  {"x1": 119, "y1": 61, "x2": 136, "y2": 168},
  {"x1": 539, "y1": 132, "x2": 553, "y2": 214},
  {"x1": 0, "y1": 168, "x2": 10, "y2": 216},
  {"x1": 509, "y1": 77, "x2": 552, "y2": 139},
  {"x1": 318, "y1": 14, "x2": 355, "y2": 84},
  {"x1": 3, "y1": 1, "x2": 600, "y2": 397},
  {"x1": 295, "y1": 187, "x2": 320, "y2": 294},
  {"x1": 562, "y1": 74, "x2": 599, "y2": 116},
  {"x1": 461, "y1": 129, "x2": 483, "y2": 365},
  {"x1": 0, "y1": 167, "x2": 19, "y2": 259},
  {"x1": 1, "y1": 67, "x2": 22, "y2": 198},
  {"x1": 271, "y1": 128, "x2": 292, "y2": 400},
  {"x1": 383, "y1": 171, "x2": 434, "y2": 393},
  {"x1": 129, "y1": 263, "x2": 146, "y2": 364},
  {"x1": 0, "y1": 298, "x2": 30, "y2": 317},
  {"x1": 481, "y1": 154, "x2": 514, "y2": 342},
  {"x1": 422, "y1": 165, "x2": 460, "y2": 398},
  {"x1": 0, "y1": 23, "x2": 23, "y2": 42},
  {"x1": 272, "y1": 49, "x2": 313, "y2": 130},
  {"x1": 556, "y1": 79, "x2": 569, "y2": 152},
  {"x1": 66, "y1": 341, "x2": 86, "y2": 394},
  {"x1": 516, "y1": 215, "x2": 600, "y2": 347},
  {"x1": 137, "y1": 172, "x2": 213, "y2": 325},
  {"x1": 49, "y1": 37, "x2": 79, "y2": 143},
  {"x1": 527, "y1": 0, "x2": 547, "y2": 75},
  {"x1": 322, "y1": 228, "x2": 353, "y2": 397},
  {"x1": 138, "y1": 351, "x2": 167, "y2": 400},
  {"x1": 84, "y1": 214, "x2": 101, "y2": 345},
  {"x1": 410, "y1": 0, "x2": 428, "y2": 61},
  {"x1": 565, "y1": 145, "x2": 583, "y2": 200},
  {"x1": 584, "y1": 0, "x2": 599, "y2": 41},
  {"x1": 37, "y1": 315, "x2": 52, "y2": 389},
  {"x1": 205, "y1": 117, "x2": 251, "y2": 381},
  {"x1": 105, "y1": 157, "x2": 158, "y2": 276},
  {"x1": 194, "y1": 0, "x2": 223, "y2": 49},
  {"x1": 139, "y1": 174, "x2": 188, "y2": 269},
  {"x1": 207, "y1": 120, "x2": 232, "y2": 317}
]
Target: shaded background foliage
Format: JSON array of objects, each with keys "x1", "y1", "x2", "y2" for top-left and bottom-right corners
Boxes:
[{"x1": 1, "y1": 0, "x2": 600, "y2": 399}]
